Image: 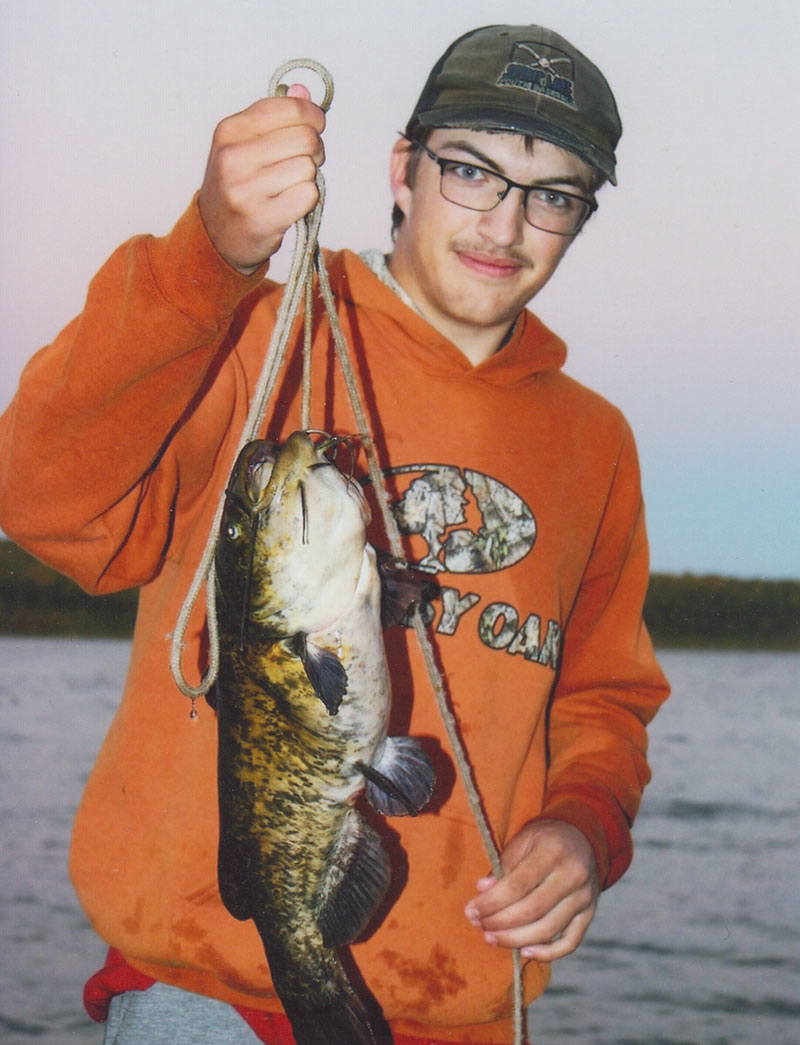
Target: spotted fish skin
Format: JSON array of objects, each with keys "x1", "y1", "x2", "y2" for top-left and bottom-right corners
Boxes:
[{"x1": 213, "y1": 432, "x2": 435, "y2": 1045}]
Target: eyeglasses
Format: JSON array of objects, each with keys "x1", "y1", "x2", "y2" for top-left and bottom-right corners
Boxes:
[{"x1": 408, "y1": 139, "x2": 597, "y2": 236}]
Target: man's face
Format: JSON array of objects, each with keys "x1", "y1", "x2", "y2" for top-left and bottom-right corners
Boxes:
[{"x1": 389, "y1": 128, "x2": 596, "y2": 358}]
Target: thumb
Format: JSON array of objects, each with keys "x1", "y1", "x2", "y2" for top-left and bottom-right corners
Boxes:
[{"x1": 286, "y1": 83, "x2": 311, "y2": 100}]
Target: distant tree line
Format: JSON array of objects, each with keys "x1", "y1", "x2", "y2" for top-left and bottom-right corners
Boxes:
[
  {"x1": 644, "y1": 572, "x2": 799, "y2": 649},
  {"x1": 1, "y1": 540, "x2": 798, "y2": 649},
  {"x1": 0, "y1": 539, "x2": 137, "y2": 637}
]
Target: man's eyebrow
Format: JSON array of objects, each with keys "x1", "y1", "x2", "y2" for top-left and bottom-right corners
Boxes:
[
  {"x1": 436, "y1": 138, "x2": 593, "y2": 194},
  {"x1": 436, "y1": 139, "x2": 508, "y2": 172}
]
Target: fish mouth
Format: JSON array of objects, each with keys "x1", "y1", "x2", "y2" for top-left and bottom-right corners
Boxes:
[
  {"x1": 238, "y1": 440, "x2": 278, "y2": 508},
  {"x1": 236, "y1": 431, "x2": 362, "y2": 519},
  {"x1": 302, "y1": 430, "x2": 357, "y2": 482}
]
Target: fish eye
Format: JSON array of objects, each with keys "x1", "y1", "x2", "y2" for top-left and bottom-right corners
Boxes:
[{"x1": 225, "y1": 521, "x2": 243, "y2": 541}]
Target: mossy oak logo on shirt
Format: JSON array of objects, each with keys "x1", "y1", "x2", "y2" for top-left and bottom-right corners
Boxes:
[
  {"x1": 374, "y1": 464, "x2": 560, "y2": 671},
  {"x1": 388, "y1": 464, "x2": 534, "y2": 574}
]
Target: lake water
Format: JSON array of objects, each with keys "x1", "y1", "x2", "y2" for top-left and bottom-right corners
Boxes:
[{"x1": 1, "y1": 639, "x2": 798, "y2": 1044}]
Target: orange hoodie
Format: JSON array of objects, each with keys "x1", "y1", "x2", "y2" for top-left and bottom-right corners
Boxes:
[{"x1": 0, "y1": 199, "x2": 669, "y2": 1043}]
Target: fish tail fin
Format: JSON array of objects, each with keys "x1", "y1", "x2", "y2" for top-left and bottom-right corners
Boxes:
[
  {"x1": 281, "y1": 977, "x2": 393, "y2": 1045},
  {"x1": 264, "y1": 932, "x2": 392, "y2": 1045}
]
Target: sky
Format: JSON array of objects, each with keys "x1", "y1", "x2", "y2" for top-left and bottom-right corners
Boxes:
[{"x1": 1, "y1": 0, "x2": 798, "y2": 580}]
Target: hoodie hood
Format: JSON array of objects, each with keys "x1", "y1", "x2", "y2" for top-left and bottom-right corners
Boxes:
[{"x1": 323, "y1": 249, "x2": 568, "y2": 387}]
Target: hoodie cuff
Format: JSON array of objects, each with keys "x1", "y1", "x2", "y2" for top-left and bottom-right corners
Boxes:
[{"x1": 145, "y1": 194, "x2": 269, "y2": 332}]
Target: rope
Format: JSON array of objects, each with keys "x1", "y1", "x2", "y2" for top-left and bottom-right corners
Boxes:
[
  {"x1": 168, "y1": 59, "x2": 527, "y2": 1044},
  {"x1": 169, "y1": 63, "x2": 331, "y2": 708}
]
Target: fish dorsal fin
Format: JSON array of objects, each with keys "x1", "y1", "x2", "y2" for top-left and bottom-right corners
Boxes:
[
  {"x1": 376, "y1": 549, "x2": 440, "y2": 627},
  {"x1": 317, "y1": 810, "x2": 390, "y2": 949},
  {"x1": 359, "y1": 736, "x2": 436, "y2": 817},
  {"x1": 289, "y1": 633, "x2": 348, "y2": 715}
]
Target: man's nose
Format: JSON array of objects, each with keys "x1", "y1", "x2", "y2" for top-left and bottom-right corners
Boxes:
[{"x1": 476, "y1": 188, "x2": 526, "y2": 246}]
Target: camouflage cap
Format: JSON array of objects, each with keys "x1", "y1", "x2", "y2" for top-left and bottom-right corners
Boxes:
[{"x1": 406, "y1": 24, "x2": 622, "y2": 184}]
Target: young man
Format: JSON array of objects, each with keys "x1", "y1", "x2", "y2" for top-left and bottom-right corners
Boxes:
[{"x1": 0, "y1": 24, "x2": 669, "y2": 1045}]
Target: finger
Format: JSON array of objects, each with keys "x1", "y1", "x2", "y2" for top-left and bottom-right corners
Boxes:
[
  {"x1": 247, "y1": 155, "x2": 321, "y2": 204},
  {"x1": 477, "y1": 868, "x2": 596, "y2": 934},
  {"x1": 467, "y1": 826, "x2": 567, "y2": 920},
  {"x1": 468, "y1": 863, "x2": 544, "y2": 919},
  {"x1": 470, "y1": 877, "x2": 549, "y2": 926},
  {"x1": 214, "y1": 95, "x2": 325, "y2": 146},
  {"x1": 469, "y1": 834, "x2": 598, "y2": 926},
  {"x1": 467, "y1": 856, "x2": 561, "y2": 923},
  {"x1": 213, "y1": 129, "x2": 324, "y2": 191},
  {"x1": 482, "y1": 889, "x2": 594, "y2": 950},
  {"x1": 518, "y1": 906, "x2": 596, "y2": 963},
  {"x1": 225, "y1": 162, "x2": 321, "y2": 227},
  {"x1": 220, "y1": 120, "x2": 325, "y2": 169}
]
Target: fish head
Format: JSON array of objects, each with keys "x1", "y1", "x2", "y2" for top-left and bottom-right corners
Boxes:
[{"x1": 216, "y1": 432, "x2": 372, "y2": 637}]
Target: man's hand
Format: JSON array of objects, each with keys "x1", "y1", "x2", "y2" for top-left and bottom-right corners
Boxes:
[
  {"x1": 198, "y1": 84, "x2": 325, "y2": 274},
  {"x1": 464, "y1": 819, "x2": 600, "y2": 962}
]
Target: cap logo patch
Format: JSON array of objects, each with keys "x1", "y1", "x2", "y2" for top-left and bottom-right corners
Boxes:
[{"x1": 497, "y1": 42, "x2": 577, "y2": 110}]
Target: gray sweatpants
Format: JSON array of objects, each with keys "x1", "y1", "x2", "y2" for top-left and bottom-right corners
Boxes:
[{"x1": 103, "y1": 983, "x2": 264, "y2": 1044}]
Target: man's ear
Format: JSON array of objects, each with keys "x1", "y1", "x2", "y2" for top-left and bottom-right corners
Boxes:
[{"x1": 390, "y1": 138, "x2": 414, "y2": 220}]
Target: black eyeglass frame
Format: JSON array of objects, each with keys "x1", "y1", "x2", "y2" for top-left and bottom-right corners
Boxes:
[{"x1": 406, "y1": 137, "x2": 599, "y2": 236}]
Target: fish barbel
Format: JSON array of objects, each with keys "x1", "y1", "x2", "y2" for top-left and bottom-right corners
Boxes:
[{"x1": 213, "y1": 431, "x2": 436, "y2": 1045}]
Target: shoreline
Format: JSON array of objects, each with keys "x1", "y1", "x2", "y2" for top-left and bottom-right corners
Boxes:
[{"x1": 2, "y1": 540, "x2": 798, "y2": 650}]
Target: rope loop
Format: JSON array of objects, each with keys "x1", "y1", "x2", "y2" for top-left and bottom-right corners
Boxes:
[{"x1": 267, "y1": 58, "x2": 334, "y2": 111}]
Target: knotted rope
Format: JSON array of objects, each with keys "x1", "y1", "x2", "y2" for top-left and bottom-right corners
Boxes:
[{"x1": 169, "y1": 59, "x2": 527, "y2": 1045}]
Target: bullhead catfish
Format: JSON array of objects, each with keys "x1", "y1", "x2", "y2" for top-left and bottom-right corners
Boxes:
[{"x1": 212, "y1": 430, "x2": 437, "y2": 1045}]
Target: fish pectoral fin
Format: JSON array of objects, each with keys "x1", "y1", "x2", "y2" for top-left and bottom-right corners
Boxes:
[
  {"x1": 376, "y1": 548, "x2": 441, "y2": 627},
  {"x1": 289, "y1": 633, "x2": 348, "y2": 715},
  {"x1": 355, "y1": 761, "x2": 419, "y2": 817},
  {"x1": 359, "y1": 736, "x2": 437, "y2": 817},
  {"x1": 317, "y1": 810, "x2": 390, "y2": 949}
]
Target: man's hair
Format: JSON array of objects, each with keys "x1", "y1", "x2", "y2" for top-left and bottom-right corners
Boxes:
[{"x1": 391, "y1": 126, "x2": 607, "y2": 240}]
